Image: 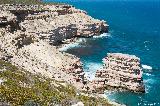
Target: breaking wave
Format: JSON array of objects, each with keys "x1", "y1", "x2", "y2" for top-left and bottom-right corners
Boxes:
[
  {"x1": 142, "y1": 64, "x2": 153, "y2": 70},
  {"x1": 144, "y1": 73, "x2": 152, "y2": 77},
  {"x1": 58, "y1": 38, "x2": 86, "y2": 51},
  {"x1": 59, "y1": 33, "x2": 110, "y2": 51},
  {"x1": 84, "y1": 62, "x2": 103, "y2": 81},
  {"x1": 93, "y1": 33, "x2": 111, "y2": 38}
]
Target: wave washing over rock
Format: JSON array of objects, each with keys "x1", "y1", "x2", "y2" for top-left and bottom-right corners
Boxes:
[
  {"x1": 58, "y1": 38, "x2": 86, "y2": 51},
  {"x1": 58, "y1": 33, "x2": 111, "y2": 52},
  {"x1": 93, "y1": 33, "x2": 110, "y2": 38},
  {"x1": 84, "y1": 62, "x2": 103, "y2": 81},
  {"x1": 142, "y1": 64, "x2": 152, "y2": 70}
]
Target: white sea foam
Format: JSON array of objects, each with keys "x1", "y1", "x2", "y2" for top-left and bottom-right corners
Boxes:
[
  {"x1": 143, "y1": 78, "x2": 155, "y2": 94},
  {"x1": 144, "y1": 73, "x2": 152, "y2": 77},
  {"x1": 142, "y1": 64, "x2": 152, "y2": 70},
  {"x1": 85, "y1": 72, "x2": 96, "y2": 81},
  {"x1": 59, "y1": 42, "x2": 80, "y2": 51},
  {"x1": 84, "y1": 62, "x2": 103, "y2": 81},
  {"x1": 58, "y1": 38, "x2": 86, "y2": 51},
  {"x1": 59, "y1": 33, "x2": 110, "y2": 51},
  {"x1": 93, "y1": 33, "x2": 111, "y2": 38},
  {"x1": 144, "y1": 78, "x2": 155, "y2": 85}
]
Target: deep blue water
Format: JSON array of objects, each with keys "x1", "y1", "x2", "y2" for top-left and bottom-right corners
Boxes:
[{"x1": 44, "y1": 0, "x2": 160, "y2": 106}]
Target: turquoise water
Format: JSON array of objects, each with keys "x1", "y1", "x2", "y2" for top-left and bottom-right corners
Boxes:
[{"x1": 44, "y1": 0, "x2": 160, "y2": 105}]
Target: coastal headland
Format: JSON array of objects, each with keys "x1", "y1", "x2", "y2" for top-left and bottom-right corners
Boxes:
[
  {"x1": 0, "y1": 2, "x2": 111, "y2": 106},
  {"x1": 0, "y1": 1, "x2": 144, "y2": 106}
]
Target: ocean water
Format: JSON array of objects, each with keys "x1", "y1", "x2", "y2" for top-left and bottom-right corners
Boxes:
[{"x1": 44, "y1": 0, "x2": 160, "y2": 106}]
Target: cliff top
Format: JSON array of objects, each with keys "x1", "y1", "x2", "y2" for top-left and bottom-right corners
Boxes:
[
  {"x1": 0, "y1": 0, "x2": 42, "y2": 4},
  {"x1": 0, "y1": 0, "x2": 63, "y2": 5},
  {"x1": 107, "y1": 53, "x2": 140, "y2": 61}
]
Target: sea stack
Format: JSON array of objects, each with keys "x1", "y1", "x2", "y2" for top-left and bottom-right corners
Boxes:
[{"x1": 94, "y1": 53, "x2": 145, "y2": 93}]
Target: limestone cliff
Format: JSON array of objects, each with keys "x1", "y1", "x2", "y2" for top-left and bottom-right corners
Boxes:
[
  {"x1": 0, "y1": 4, "x2": 108, "y2": 45},
  {"x1": 93, "y1": 53, "x2": 145, "y2": 93},
  {"x1": 0, "y1": 3, "x2": 113, "y2": 106},
  {"x1": 0, "y1": 4, "x2": 108, "y2": 91}
]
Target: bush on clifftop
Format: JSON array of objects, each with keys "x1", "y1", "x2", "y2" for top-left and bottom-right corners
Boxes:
[
  {"x1": 0, "y1": 0, "x2": 63, "y2": 5},
  {"x1": 0, "y1": 0, "x2": 42, "y2": 4}
]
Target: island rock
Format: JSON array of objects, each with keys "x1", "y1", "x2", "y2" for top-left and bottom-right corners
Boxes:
[{"x1": 93, "y1": 53, "x2": 145, "y2": 93}]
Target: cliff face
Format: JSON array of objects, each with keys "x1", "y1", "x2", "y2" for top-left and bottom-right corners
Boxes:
[
  {"x1": 93, "y1": 53, "x2": 145, "y2": 93},
  {"x1": 0, "y1": 4, "x2": 108, "y2": 91},
  {"x1": 0, "y1": 4, "x2": 108, "y2": 45},
  {"x1": 0, "y1": 3, "x2": 112, "y2": 106}
]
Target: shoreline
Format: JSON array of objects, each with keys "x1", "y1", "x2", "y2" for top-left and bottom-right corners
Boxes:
[
  {"x1": 0, "y1": 2, "x2": 113, "y2": 105},
  {"x1": 0, "y1": 2, "x2": 147, "y2": 106},
  {"x1": 100, "y1": 94, "x2": 126, "y2": 106},
  {"x1": 58, "y1": 33, "x2": 110, "y2": 51},
  {"x1": 57, "y1": 34, "x2": 128, "y2": 106},
  {"x1": 57, "y1": 32, "x2": 150, "y2": 106}
]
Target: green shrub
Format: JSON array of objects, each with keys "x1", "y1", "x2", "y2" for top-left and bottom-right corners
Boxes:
[
  {"x1": 0, "y1": 0, "x2": 63, "y2": 5},
  {"x1": 0, "y1": 60, "x2": 112, "y2": 106},
  {"x1": 0, "y1": 0, "x2": 42, "y2": 4}
]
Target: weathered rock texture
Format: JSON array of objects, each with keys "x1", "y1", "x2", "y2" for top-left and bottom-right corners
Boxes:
[
  {"x1": 0, "y1": 4, "x2": 108, "y2": 45},
  {"x1": 94, "y1": 53, "x2": 145, "y2": 92},
  {"x1": 0, "y1": 4, "x2": 108, "y2": 90}
]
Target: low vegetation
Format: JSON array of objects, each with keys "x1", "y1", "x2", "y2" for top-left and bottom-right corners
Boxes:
[
  {"x1": 0, "y1": 0, "x2": 62, "y2": 5},
  {"x1": 0, "y1": 60, "x2": 112, "y2": 106},
  {"x1": 0, "y1": 0, "x2": 42, "y2": 4}
]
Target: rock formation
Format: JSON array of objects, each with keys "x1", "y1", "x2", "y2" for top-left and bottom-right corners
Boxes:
[
  {"x1": 0, "y1": 4, "x2": 108, "y2": 45},
  {"x1": 93, "y1": 53, "x2": 145, "y2": 93},
  {"x1": 0, "y1": 4, "x2": 108, "y2": 91}
]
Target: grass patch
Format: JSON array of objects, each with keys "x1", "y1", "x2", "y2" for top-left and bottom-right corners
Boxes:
[
  {"x1": 0, "y1": 0, "x2": 43, "y2": 4},
  {"x1": 0, "y1": 0, "x2": 63, "y2": 5},
  {"x1": 0, "y1": 60, "x2": 112, "y2": 106}
]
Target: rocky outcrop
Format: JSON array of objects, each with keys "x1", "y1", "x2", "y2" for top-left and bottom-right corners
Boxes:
[
  {"x1": 93, "y1": 53, "x2": 145, "y2": 93},
  {"x1": 0, "y1": 31, "x2": 86, "y2": 89},
  {"x1": 20, "y1": 12, "x2": 107, "y2": 45},
  {"x1": 0, "y1": 4, "x2": 108, "y2": 45},
  {"x1": 0, "y1": 10, "x2": 18, "y2": 31},
  {"x1": 0, "y1": 4, "x2": 108, "y2": 91},
  {"x1": 0, "y1": 10, "x2": 16, "y2": 22}
]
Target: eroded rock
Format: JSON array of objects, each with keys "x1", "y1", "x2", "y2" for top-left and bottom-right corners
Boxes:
[
  {"x1": 93, "y1": 53, "x2": 145, "y2": 93},
  {"x1": 0, "y1": 4, "x2": 108, "y2": 90}
]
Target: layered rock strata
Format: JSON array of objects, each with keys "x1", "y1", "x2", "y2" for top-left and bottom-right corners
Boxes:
[
  {"x1": 93, "y1": 53, "x2": 145, "y2": 92},
  {"x1": 0, "y1": 4, "x2": 108, "y2": 90},
  {"x1": 0, "y1": 4, "x2": 108, "y2": 45},
  {"x1": 0, "y1": 28, "x2": 86, "y2": 90}
]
